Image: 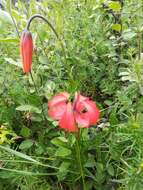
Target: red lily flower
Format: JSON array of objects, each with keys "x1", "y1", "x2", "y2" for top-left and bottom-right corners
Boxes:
[
  {"x1": 48, "y1": 92, "x2": 100, "y2": 133},
  {"x1": 59, "y1": 103, "x2": 78, "y2": 132},
  {"x1": 48, "y1": 92, "x2": 70, "y2": 120},
  {"x1": 20, "y1": 30, "x2": 33, "y2": 73},
  {"x1": 74, "y1": 95, "x2": 100, "y2": 127}
]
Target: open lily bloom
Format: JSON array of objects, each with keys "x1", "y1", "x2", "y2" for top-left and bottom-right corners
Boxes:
[
  {"x1": 48, "y1": 92, "x2": 69, "y2": 120},
  {"x1": 75, "y1": 98, "x2": 100, "y2": 128},
  {"x1": 48, "y1": 92, "x2": 100, "y2": 132},
  {"x1": 59, "y1": 103, "x2": 78, "y2": 132}
]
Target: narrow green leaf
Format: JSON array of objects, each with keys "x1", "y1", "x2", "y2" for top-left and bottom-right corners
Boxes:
[
  {"x1": 0, "y1": 167, "x2": 56, "y2": 176},
  {"x1": 0, "y1": 145, "x2": 40, "y2": 164},
  {"x1": 0, "y1": 38, "x2": 19, "y2": 42}
]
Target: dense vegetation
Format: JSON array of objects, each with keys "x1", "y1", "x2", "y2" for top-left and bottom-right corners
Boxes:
[{"x1": 0, "y1": 0, "x2": 143, "y2": 189}]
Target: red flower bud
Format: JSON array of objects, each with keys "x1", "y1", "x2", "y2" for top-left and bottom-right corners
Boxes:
[{"x1": 20, "y1": 30, "x2": 33, "y2": 74}]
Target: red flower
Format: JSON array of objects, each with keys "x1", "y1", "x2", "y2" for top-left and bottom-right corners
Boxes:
[
  {"x1": 48, "y1": 92, "x2": 69, "y2": 120},
  {"x1": 20, "y1": 30, "x2": 33, "y2": 73},
  {"x1": 74, "y1": 94, "x2": 100, "y2": 127},
  {"x1": 48, "y1": 92, "x2": 100, "y2": 133},
  {"x1": 59, "y1": 103, "x2": 77, "y2": 132}
]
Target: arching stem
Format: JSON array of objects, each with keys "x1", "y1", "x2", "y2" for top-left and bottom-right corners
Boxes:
[
  {"x1": 25, "y1": 14, "x2": 68, "y2": 122},
  {"x1": 26, "y1": 14, "x2": 58, "y2": 38},
  {"x1": 25, "y1": 14, "x2": 66, "y2": 60}
]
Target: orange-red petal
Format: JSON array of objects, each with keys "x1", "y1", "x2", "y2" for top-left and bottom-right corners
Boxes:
[
  {"x1": 59, "y1": 103, "x2": 78, "y2": 132},
  {"x1": 48, "y1": 92, "x2": 69, "y2": 108},
  {"x1": 75, "y1": 97, "x2": 100, "y2": 127},
  {"x1": 20, "y1": 30, "x2": 33, "y2": 74},
  {"x1": 48, "y1": 102, "x2": 67, "y2": 120}
]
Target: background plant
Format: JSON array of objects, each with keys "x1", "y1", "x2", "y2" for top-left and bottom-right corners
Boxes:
[{"x1": 0, "y1": 0, "x2": 143, "y2": 190}]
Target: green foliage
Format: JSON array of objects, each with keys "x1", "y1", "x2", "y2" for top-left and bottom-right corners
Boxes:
[{"x1": 0, "y1": 0, "x2": 143, "y2": 190}]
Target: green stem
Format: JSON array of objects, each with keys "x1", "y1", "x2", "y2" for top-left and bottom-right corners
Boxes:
[
  {"x1": 138, "y1": 0, "x2": 143, "y2": 60},
  {"x1": 25, "y1": 14, "x2": 67, "y2": 62},
  {"x1": 29, "y1": 72, "x2": 47, "y2": 121},
  {"x1": 75, "y1": 134, "x2": 86, "y2": 190},
  {"x1": 26, "y1": 14, "x2": 58, "y2": 38},
  {"x1": 138, "y1": 32, "x2": 142, "y2": 60}
]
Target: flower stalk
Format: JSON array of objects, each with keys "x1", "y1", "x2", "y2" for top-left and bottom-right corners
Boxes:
[
  {"x1": 75, "y1": 133, "x2": 86, "y2": 190},
  {"x1": 20, "y1": 14, "x2": 67, "y2": 121},
  {"x1": 25, "y1": 14, "x2": 66, "y2": 60}
]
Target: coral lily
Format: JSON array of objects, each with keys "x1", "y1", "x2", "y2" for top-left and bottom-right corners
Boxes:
[
  {"x1": 20, "y1": 30, "x2": 33, "y2": 73},
  {"x1": 48, "y1": 92, "x2": 100, "y2": 132}
]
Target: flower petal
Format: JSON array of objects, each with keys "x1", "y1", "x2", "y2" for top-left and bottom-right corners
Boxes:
[
  {"x1": 48, "y1": 92, "x2": 69, "y2": 108},
  {"x1": 75, "y1": 100, "x2": 99, "y2": 127},
  {"x1": 73, "y1": 92, "x2": 89, "y2": 110},
  {"x1": 75, "y1": 112, "x2": 90, "y2": 127},
  {"x1": 59, "y1": 103, "x2": 78, "y2": 132},
  {"x1": 81, "y1": 100, "x2": 100, "y2": 125},
  {"x1": 20, "y1": 30, "x2": 33, "y2": 74},
  {"x1": 48, "y1": 102, "x2": 67, "y2": 120}
]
